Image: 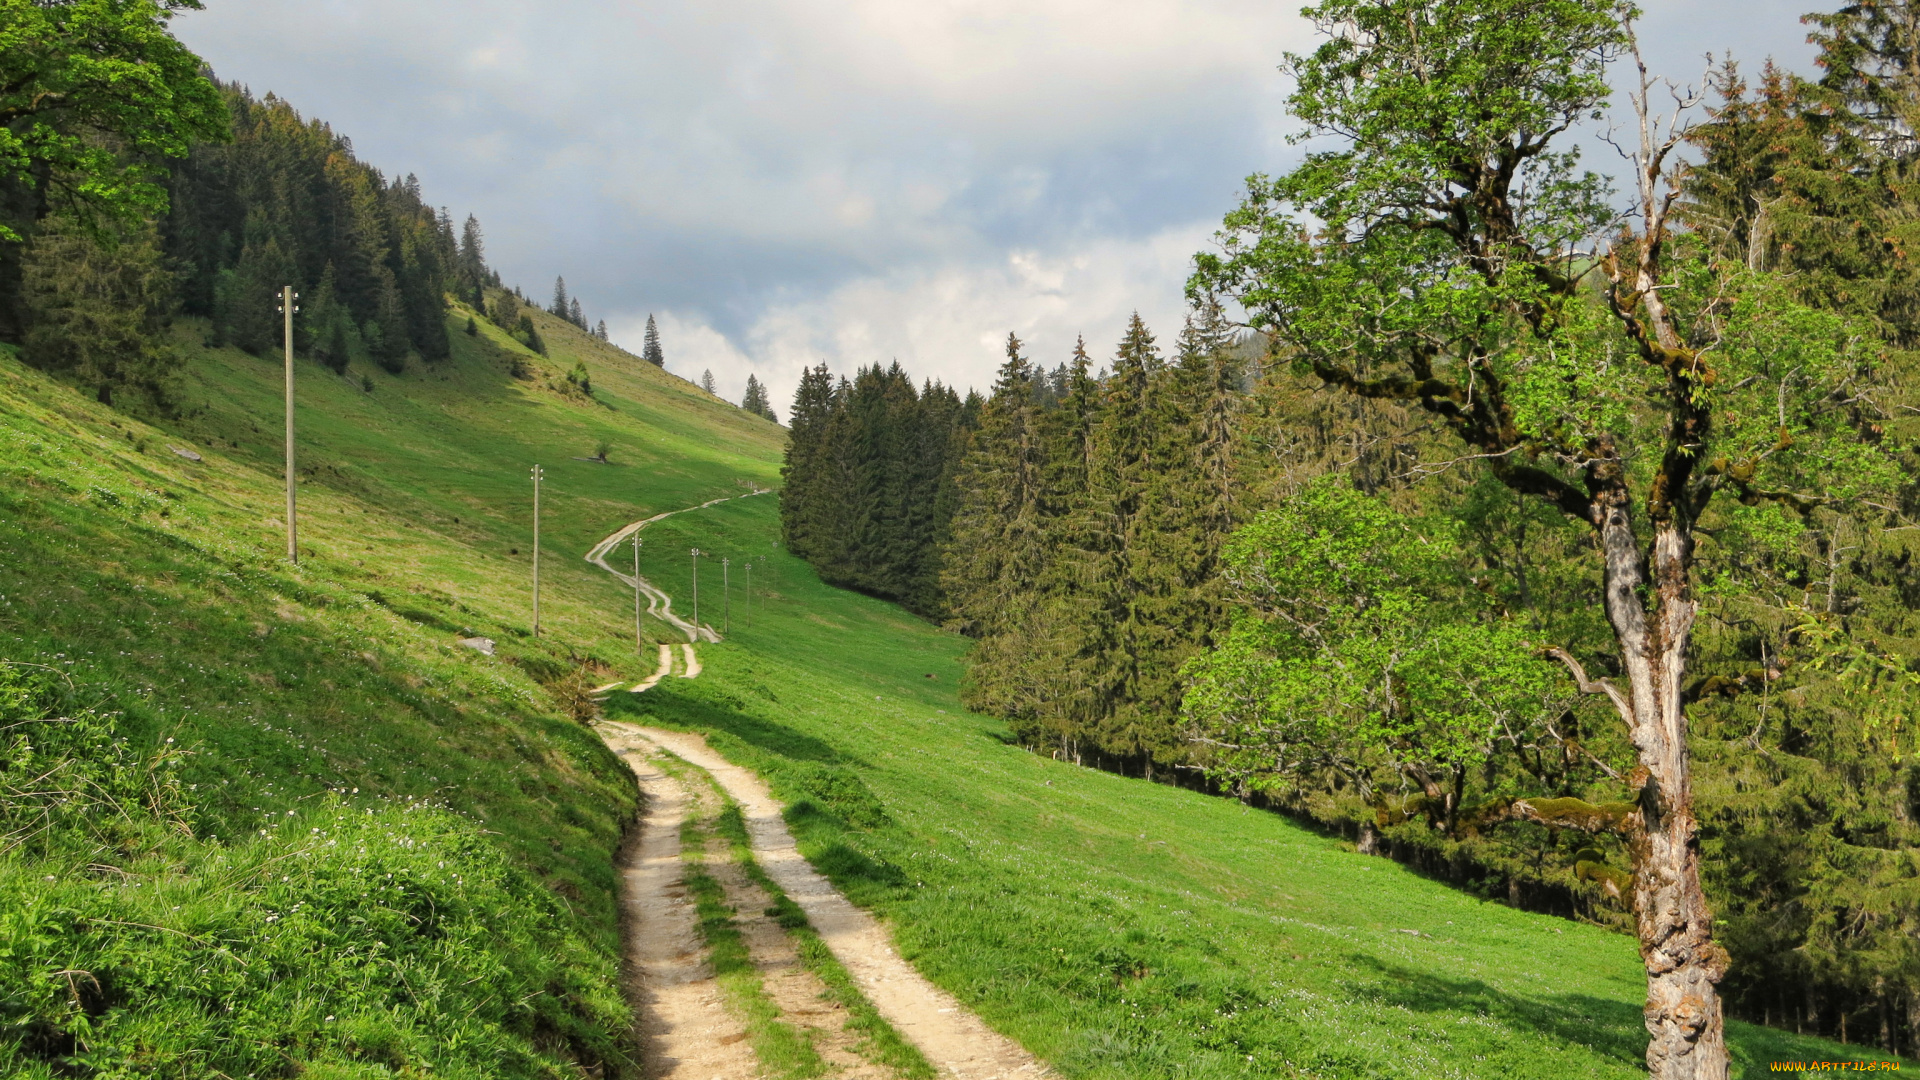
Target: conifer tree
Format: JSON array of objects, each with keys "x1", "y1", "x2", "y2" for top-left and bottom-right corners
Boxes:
[
  {"x1": 371, "y1": 271, "x2": 410, "y2": 373},
  {"x1": 514, "y1": 314, "x2": 544, "y2": 356},
  {"x1": 741, "y1": 373, "x2": 777, "y2": 421},
  {"x1": 781, "y1": 363, "x2": 837, "y2": 558},
  {"x1": 19, "y1": 214, "x2": 177, "y2": 406},
  {"x1": 595, "y1": 319, "x2": 609, "y2": 341},
  {"x1": 944, "y1": 335, "x2": 1051, "y2": 719},
  {"x1": 1081, "y1": 314, "x2": 1171, "y2": 764},
  {"x1": 905, "y1": 378, "x2": 967, "y2": 613},
  {"x1": 491, "y1": 289, "x2": 519, "y2": 332},
  {"x1": 551, "y1": 276, "x2": 570, "y2": 319},
  {"x1": 458, "y1": 214, "x2": 486, "y2": 294},
  {"x1": 701, "y1": 369, "x2": 717, "y2": 394},
  {"x1": 308, "y1": 263, "x2": 351, "y2": 374},
  {"x1": 641, "y1": 314, "x2": 665, "y2": 366},
  {"x1": 218, "y1": 213, "x2": 295, "y2": 354},
  {"x1": 569, "y1": 296, "x2": 585, "y2": 329},
  {"x1": 1014, "y1": 336, "x2": 1106, "y2": 752}
]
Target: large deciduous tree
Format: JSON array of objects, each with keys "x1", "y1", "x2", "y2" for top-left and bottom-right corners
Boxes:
[
  {"x1": 1192, "y1": 2, "x2": 1896, "y2": 1075},
  {"x1": 0, "y1": 0, "x2": 226, "y2": 339},
  {"x1": 0, "y1": 0, "x2": 225, "y2": 238}
]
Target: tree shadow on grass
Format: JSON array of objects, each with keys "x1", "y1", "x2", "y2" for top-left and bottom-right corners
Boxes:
[
  {"x1": 1341, "y1": 952, "x2": 1648, "y2": 1067},
  {"x1": 603, "y1": 680, "x2": 847, "y2": 765},
  {"x1": 1342, "y1": 952, "x2": 1883, "y2": 1076}
]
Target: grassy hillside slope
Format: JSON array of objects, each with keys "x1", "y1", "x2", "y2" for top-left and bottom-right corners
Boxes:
[
  {"x1": 0, "y1": 294, "x2": 1875, "y2": 1077},
  {"x1": 0, "y1": 301, "x2": 778, "y2": 1075}
]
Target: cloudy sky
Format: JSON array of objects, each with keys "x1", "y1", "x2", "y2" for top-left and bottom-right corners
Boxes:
[{"x1": 174, "y1": 1, "x2": 1824, "y2": 415}]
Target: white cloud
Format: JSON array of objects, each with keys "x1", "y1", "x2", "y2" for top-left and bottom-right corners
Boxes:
[
  {"x1": 611, "y1": 220, "x2": 1210, "y2": 420},
  {"x1": 172, "y1": 0, "x2": 1825, "y2": 407}
]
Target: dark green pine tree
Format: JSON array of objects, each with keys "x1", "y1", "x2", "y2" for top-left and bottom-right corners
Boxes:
[
  {"x1": 1121, "y1": 300, "x2": 1245, "y2": 775},
  {"x1": 831, "y1": 364, "x2": 914, "y2": 599},
  {"x1": 371, "y1": 270, "x2": 410, "y2": 373},
  {"x1": 741, "y1": 373, "x2": 776, "y2": 421},
  {"x1": 216, "y1": 211, "x2": 295, "y2": 354},
  {"x1": 902, "y1": 378, "x2": 968, "y2": 615},
  {"x1": 1013, "y1": 336, "x2": 1106, "y2": 753},
  {"x1": 595, "y1": 319, "x2": 609, "y2": 342},
  {"x1": 641, "y1": 314, "x2": 665, "y2": 366},
  {"x1": 1083, "y1": 313, "x2": 1166, "y2": 767},
  {"x1": 780, "y1": 363, "x2": 838, "y2": 559},
  {"x1": 551, "y1": 276, "x2": 570, "y2": 319},
  {"x1": 458, "y1": 214, "x2": 486, "y2": 294},
  {"x1": 569, "y1": 296, "x2": 585, "y2": 330},
  {"x1": 308, "y1": 262, "x2": 351, "y2": 373},
  {"x1": 943, "y1": 334, "x2": 1051, "y2": 721},
  {"x1": 490, "y1": 289, "x2": 519, "y2": 331},
  {"x1": 515, "y1": 313, "x2": 545, "y2": 357}
]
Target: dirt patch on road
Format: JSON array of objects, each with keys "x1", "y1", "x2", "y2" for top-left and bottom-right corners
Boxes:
[{"x1": 605, "y1": 733, "x2": 758, "y2": 1079}]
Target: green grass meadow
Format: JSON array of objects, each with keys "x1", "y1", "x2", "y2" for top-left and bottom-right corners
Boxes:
[{"x1": 0, "y1": 297, "x2": 1881, "y2": 1076}]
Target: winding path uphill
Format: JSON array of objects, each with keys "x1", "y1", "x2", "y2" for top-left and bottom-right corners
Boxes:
[
  {"x1": 584, "y1": 492, "x2": 1048, "y2": 1077},
  {"x1": 584, "y1": 489, "x2": 765, "y2": 688}
]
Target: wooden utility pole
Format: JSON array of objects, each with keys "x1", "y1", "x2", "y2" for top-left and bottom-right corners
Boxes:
[
  {"x1": 279, "y1": 286, "x2": 298, "y2": 563},
  {"x1": 531, "y1": 465, "x2": 543, "y2": 637},
  {"x1": 743, "y1": 559, "x2": 751, "y2": 629},
  {"x1": 690, "y1": 548, "x2": 702, "y2": 630},
  {"x1": 722, "y1": 557, "x2": 731, "y2": 635},
  {"x1": 632, "y1": 533, "x2": 644, "y2": 654}
]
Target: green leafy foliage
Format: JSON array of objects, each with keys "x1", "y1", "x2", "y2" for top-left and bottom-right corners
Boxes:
[
  {"x1": 1185, "y1": 479, "x2": 1567, "y2": 818},
  {"x1": 0, "y1": 0, "x2": 227, "y2": 243}
]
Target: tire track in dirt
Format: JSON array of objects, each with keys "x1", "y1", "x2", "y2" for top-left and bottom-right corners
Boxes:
[
  {"x1": 602, "y1": 729, "x2": 758, "y2": 1078},
  {"x1": 605, "y1": 722, "x2": 1051, "y2": 1080}
]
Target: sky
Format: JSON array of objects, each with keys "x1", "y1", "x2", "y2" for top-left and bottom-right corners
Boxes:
[{"x1": 172, "y1": 1, "x2": 1827, "y2": 416}]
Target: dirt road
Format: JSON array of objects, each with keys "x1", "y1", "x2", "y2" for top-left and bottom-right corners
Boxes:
[
  {"x1": 602, "y1": 728, "x2": 759, "y2": 1079},
  {"x1": 607, "y1": 722, "x2": 1049, "y2": 1080}
]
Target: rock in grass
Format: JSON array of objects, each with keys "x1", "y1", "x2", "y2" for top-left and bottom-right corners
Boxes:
[{"x1": 457, "y1": 636, "x2": 496, "y2": 656}]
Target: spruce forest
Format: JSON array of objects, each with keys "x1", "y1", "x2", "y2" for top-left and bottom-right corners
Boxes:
[{"x1": 778, "y1": 0, "x2": 1920, "y2": 1060}]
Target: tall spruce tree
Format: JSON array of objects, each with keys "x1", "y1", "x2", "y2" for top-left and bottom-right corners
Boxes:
[
  {"x1": 781, "y1": 363, "x2": 837, "y2": 559},
  {"x1": 308, "y1": 262, "x2": 351, "y2": 374},
  {"x1": 741, "y1": 373, "x2": 777, "y2": 421},
  {"x1": 458, "y1": 214, "x2": 486, "y2": 294},
  {"x1": 551, "y1": 276, "x2": 570, "y2": 319},
  {"x1": 1081, "y1": 315, "x2": 1170, "y2": 765},
  {"x1": 641, "y1": 314, "x2": 665, "y2": 366},
  {"x1": 1015, "y1": 336, "x2": 1106, "y2": 753},
  {"x1": 371, "y1": 271, "x2": 409, "y2": 373},
  {"x1": 19, "y1": 214, "x2": 176, "y2": 405},
  {"x1": 945, "y1": 335, "x2": 1051, "y2": 719}
]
